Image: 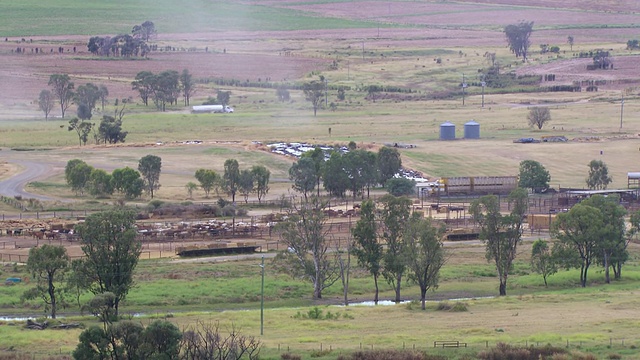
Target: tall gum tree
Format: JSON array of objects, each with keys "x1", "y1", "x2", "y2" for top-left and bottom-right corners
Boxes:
[
  {"x1": 352, "y1": 200, "x2": 383, "y2": 304},
  {"x1": 48, "y1": 74, "x2": 74, "y2": 118},
  {"x1": 552, "y1": 203, "x2": 604, "y2": 287},
  {"x1": 380, "y1": 194, "x2": 412, "y2": 302},
  {"x1": 470, "y1": 188, "x2": 528, "y2": 296},
  {"x1": 275, "y1": 198, "x2": 339, "y2": 299},
  {"x1": 23, "y1": 244, "x2": 70, "y2": 319},
  {"x1": 75, "y1": 209, "x2": 141, "y2": 316},
  {"x1": 403, "y1": 212, "x2": 446, "y2": 310}
]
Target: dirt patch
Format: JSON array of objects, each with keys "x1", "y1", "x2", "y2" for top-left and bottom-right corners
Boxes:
[
  {"x1": 0, "y1": 161, "x2": 20, "y2": 181},
  {"x1": 515, "y1": 55, "x2": 640, "y2": 90}
]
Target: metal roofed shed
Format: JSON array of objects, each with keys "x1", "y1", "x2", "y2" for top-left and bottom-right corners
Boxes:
[
  {"x1": 628, "y1": 172, "x2": 640, "y2": 188},
  {"x1": 464, "y1": 120, "x2": 480, "y2": 139},
  {"x1": 439, "y1": 121, "x2": 456, "y2": 140}
]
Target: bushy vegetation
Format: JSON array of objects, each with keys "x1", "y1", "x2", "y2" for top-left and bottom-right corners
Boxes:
[
  {"x1": 292, "y1": 306, "x2": 353, "y2": 320},
  {"x1": 477, "y1": 342, "x2": 571, "y2": 360},
  {"x1": 337, "y1": 350, "x2": 445, "y2": 360}
]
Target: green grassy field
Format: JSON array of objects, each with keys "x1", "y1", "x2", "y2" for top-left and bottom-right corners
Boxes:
[
  {"x1": 0, "y1": 0, "x2": 388, "y2": 36},
  {"x1": 2, "y1": 241, "x2": 640, "y2": 359}
]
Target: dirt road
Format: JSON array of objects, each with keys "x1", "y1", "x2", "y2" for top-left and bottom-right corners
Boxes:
[{"x1": 0, "y1": 150, "x2": 62, "y2": 201}]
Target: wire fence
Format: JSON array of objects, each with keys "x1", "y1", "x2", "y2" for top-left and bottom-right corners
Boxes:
[{"x1": 5, "y1": 337, "x2": 638, "y2": 359}]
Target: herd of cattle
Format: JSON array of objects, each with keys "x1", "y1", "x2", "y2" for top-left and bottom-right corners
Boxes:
[{"x1": 0, "y1": 219, "x2": 271, "y2": 243}]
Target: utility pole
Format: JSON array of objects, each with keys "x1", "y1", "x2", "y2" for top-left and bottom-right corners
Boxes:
[
  {"x1": 620, "y1": 92, "x2": 624, "y2": 130},
  {"x1": 260, "y1": 255, "x2": 264, "y2": 336},
  {"x1": 481, "y1": 78, "x2": 486, "y2": 108},
  {"x1": 462, "y1": 73, "x2": 466, "y2": 106},
  {"x1": 362, "y1": 41, "x2": 365, "y2": 60},
  {"x1": 325, "y1": 78, "x2": 328, "y2": 108}
]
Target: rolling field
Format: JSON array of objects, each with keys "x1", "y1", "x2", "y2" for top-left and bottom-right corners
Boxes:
[{"x1": 2, "y1": 0, "x2": 640, "y2": 359}]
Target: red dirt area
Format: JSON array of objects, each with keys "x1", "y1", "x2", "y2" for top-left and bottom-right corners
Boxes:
[
  {"x1": 456, "y1": 0, "x2": 640, "y2": 13},
  {"x1": 0, "y1": 39, "x2": 329, "y2": 108},
  {"x1": 277, "y1": 0, "x2": 640, "y2": 27},
  {"x1": 515, "y1": 55, "x2": 640, "y2": 90}
]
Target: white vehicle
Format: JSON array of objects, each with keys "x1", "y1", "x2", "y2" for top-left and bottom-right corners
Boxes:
[{"x1": 191, "y1": 105, "x2": 234, "y2": 113}]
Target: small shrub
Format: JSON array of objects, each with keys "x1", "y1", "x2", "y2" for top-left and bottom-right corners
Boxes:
[
  {"x1": 346, "y1": 349, "x2": 424, "y2": 360},
  {"x1": 435, "y1": 302, "x2": 452, "y2": 311},
  {"x1": 478, "y1": 343, "x2": 568, "y2": 360},
  {"x1": 607, "y1": 354, "x2": 622, "y2": 360},
  {"x1": 310, "y1": 349, "x2": 332, "y2": 358},
  {"x1": 148, "y1": 199, "x2": 164, "y2": 209},
  {"x1": 307, "y1": 306, "x2": 323, "y2": 319},
  {"x1": 281, "y1": 353, "x2": 301, "y2": 360},
  {"x1": 450, "y1": 302, "x2": 468, "y2": 312},
  {"x1": 222, "y1": 204, "x2": 236, "y2": 216}
]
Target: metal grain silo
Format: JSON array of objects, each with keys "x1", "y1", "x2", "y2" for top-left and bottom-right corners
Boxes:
[
  {"x1": 439, "y1": 121, "x2": 456, "y2": 140},
  {"x1": 464, "y1": 120, "x2": 480, "y2": 139}
]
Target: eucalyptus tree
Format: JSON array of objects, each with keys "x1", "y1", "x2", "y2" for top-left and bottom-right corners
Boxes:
[
  {"x1": 251, "y1": 165, "x2": 270, "y2": 203},
  {"x1": 403, "y1": 212, "x2": 446, "y2": 310},
  {"x1": 49, "y1": 74, "x2": 74, "y2": 118},
  {"x1": 138, "y1": 155, "x2": 162, "y2": 198},
  {"x1": 289, "y1": 157, "x2": 316, "y2": 201},
  {"x1": 275, "y1": 198, "x2": 339, "y2": 299},
  {"x1": 380, "y1": 194, "x2": 412, "y2": 302},
  {"x1": 504, "y1": 21, "x2": 534, "y2": 61},
  {"x1": 75, "y1": 209, "x2": 141, "y2": 316},
  {"x1": 38, "y1": 89, "x2": 55, "y2": 120},
  {"x1": 552, "y1": 203, "x2": 604, "y2": 287},
  {"x1": 352, "y1": 200, "x2": 383, "y2": 304},
  {"x1": 23, "y1": 245, "x2": 70, "y2": 319},
  {"x1": 470, "y1": 188, "x2": 528, "y2": 296},
  {"x1": 223, "y1": 159, "x2": 240, "y2": 203}
]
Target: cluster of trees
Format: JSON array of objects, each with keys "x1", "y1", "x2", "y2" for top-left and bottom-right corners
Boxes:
[
  {"x1": 288, "y1": 145, "x2": 404, "y2": 201},
  {"x1": 68, "y1": 113, "x2": 128, "y2": 146},
  {"x1": 191, "y1": 161, "x2": 271, "y2": 203},
  {"x1": 275, "y1": 195, "x2": 446, "y2": 310},
  {"x1": 518, "y1": 158, "x2": 612, "y2": 193},
  {"x1": 504, "y1": 21, "x2": 534, "y2": 61},
  {"x1": 24, "y1": 210, "x2": 141, "y2": 319},
  {"x1": 44, "y1": 74, "x2": 114, "y2": 120},
  {"x1": 132, "y1": 69, "x2": 196, "y2": 110},
  {"x1": 531, "y1": 194, "x2": 635, "y2": 287},
  {"x1": 539, "y1": 44, "x2": 560, "y2": 54},
  {"x1": 87, "y1": 21, "x2": 155, "y2": 57},
  {"x1": 65, "y1": 155, "x2": 161, "y2": 199}
]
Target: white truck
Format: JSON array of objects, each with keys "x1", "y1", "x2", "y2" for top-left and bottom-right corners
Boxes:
[{"x1": 191, "y1": 105, "x2": 234, "y2": 113}]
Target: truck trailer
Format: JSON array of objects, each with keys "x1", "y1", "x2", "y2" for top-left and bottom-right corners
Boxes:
[{"x1": 191, "y1": 105, "x2": 234, "y2": 113}]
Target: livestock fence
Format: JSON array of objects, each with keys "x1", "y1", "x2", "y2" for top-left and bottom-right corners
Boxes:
[{"x1": 5, "y1": 337, "x2": 638, "y2": 359}]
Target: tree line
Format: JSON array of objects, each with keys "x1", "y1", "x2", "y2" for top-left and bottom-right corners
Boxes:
[
  {"x1": 65, "y1": 155, "x2": 161, "y2": 199},
  {"x1": 87, "y1": 21, "x2": 156, "y2": 58},
  {"x1": 189, "y1": 160, "x2": 270, "y2": 204},
  {"x1": 132, "y1": 69, "x2": 197, "y2": 110},
  {"x1": 40, "y1": 74, "x2": 130, "y2": 147},
  {"x1": 41, "y1": 74, "x2": 110, "y2": 120},
  {"x1": 274, "y1": 195, "x2": 446, "y2": 310},
  {"x1": 288, "y1": 144, "x2": 406, "y2": 201}
]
